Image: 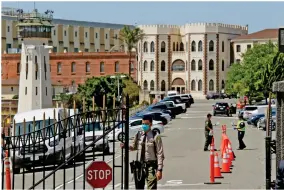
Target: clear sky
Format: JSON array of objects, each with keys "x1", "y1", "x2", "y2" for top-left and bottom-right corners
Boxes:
[{"x1": 2, "y1": 1, "x2": 284, "y2": 33}]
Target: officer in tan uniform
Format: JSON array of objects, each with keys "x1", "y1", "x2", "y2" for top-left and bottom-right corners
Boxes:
[{"x1": 121, "y1": 115, "x2": 165, "y2": 189}]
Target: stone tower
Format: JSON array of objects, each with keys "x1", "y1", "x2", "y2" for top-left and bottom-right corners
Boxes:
[{"x1": 17, "y1": 9, "x2": 54, "y2": 113}]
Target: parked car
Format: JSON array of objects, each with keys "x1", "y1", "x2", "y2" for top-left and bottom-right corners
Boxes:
[
  {"x1": 159, "y1": 101, "x2": 184, "y2": 116},
  {"x1": 160, "y1": 98, "x2": 187, "y2": 113},
  {"x1": 180, "y1": 94, "x2": 195, "y2": 104},
  {"x1": 164, "y1": 96, "x2": 190, "y2": 108},
  {"x1": 257, "y1": 115, "x2": 276, "y2": 131},
  {"x1": 134, "y1": 111, "x2": 171, "y2": 125},
  {"x1": 212, "y1": 102, "x2": 231, "y2": 116},
  {"x1": 206, "y1": 93, "x2": 220, "y2": 100},
  {"x1": 145, "y1": 104, "x2": 176, "y2": 119},
  {"x1": 243, "y1": 105, "x2": 276, "y2": 120},
  {"x1": 247, "y1": 113, "x2": 265, "y2": 126}
]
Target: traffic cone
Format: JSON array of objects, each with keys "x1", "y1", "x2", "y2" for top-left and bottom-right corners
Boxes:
[
  {"x1": 221, "y1": 151, "x2": 232, "y2": 173},
  {"x1": 214, "y1": 153, "x2": 224, "y2": 179},
  {"x1": 228, "y1": 143, "x2": 235, "y2": 161},
  {"x1": 226, "y1": 148, "x2": 233, "y2": 168},
  {"x1": 204, "y1": 141, "x2": 221, "y2": 184},
  {"x1": 5, "y1": 150, "x2": 11, "y2": 190}
]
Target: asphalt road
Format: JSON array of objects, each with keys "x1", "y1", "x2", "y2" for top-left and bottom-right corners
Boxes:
[{"x1": 4, "y1": 99, "x2": 276, "y2": 189}]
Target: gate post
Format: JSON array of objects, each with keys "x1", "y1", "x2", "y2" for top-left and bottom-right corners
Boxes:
[{"x1": 124, "y1": 95, "x2": 130, "y2": 189}]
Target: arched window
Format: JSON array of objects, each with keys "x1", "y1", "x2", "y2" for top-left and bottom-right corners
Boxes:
[
  {"x1": 173, "y1": 42, "x2": 176, "y2": 51},
  {"x1": 209, "y1": 80, "x2": 214, "y2": 91},
  {"x1": 100, "y1": 62, "x2": 104, "y2": 72},
  {"x1": 176, "y1": 43, "x2": 179, "y2": 52},
  {"x1": 222, "y1": 60, "x2": 225, "y2": 71},
  {"x1": 180, "y1": 42, "x2": 184, "y2": 51},
  {"x1": 222, "y1": 41, "x2": 224, "y2": 52},
  {"x1": 222, "y1": 80, "x2": 225, "y2": 89},
  {"x1": 191, "y1": 41, "x2": 196, "y2": 52},
  {"x1": 161, "y1": 80, "x2": 166, "y2": 91},
  {"x1": 150, "y1": 80, "x2": 155, "y2": 91},
  {"x1": 209, "y1": 40, "x2": 214, "y2": 51},
  {"x1": 198, "y1": 60, "x2": 203, "y2": 70},
  {"x1": 191, "y1": 60, "x2": 196, "y2": 71},
  {"x1": 150, "y1": 41, "x2": 155, "y2": 52},
  {"x1": 143, "y1": 61, "x2": 148, "y2": 71},
  {"x1": 143, "y1": 80, "x2": 148, "y2": 90},
  {"x1": 209, "y1": 59, "x2": 214, "y2": 70},
  {"x1": 57, "y1": 62, "x2": 62, "y2": 73},
  {"x1": 115, "y1": 61, "x2": 119, "y2": 72},
  {"x1": 143, "y1": 42, "x2": 148, "y2": 52},
  {"x1": 17, "y1": 62, "x2": 20, "y2": 74},
  {"x1": 161, "y1": 41, "x2": 166, "y2": 52},
  {"x1": 161, "y1": 60, "x2": 166, "y2": 71},
  {"x1": 172, "y1": 60, "x2": 185, "y2": 71},
  {"x1": 71, "y1": 62, "x2": 76, "y2": 73},
  {"x1": 191, "y1": 80, "x2": 196, "y2": 91},
  {"x1": 198, "y1": 80, "x2": 202, "y2": 91},
  {"x1": 150, "y1": 61, "x2": 155, "y2": 71},
  {"x1": 198, "y1": 41, "x2": 203, "y2": 51}
]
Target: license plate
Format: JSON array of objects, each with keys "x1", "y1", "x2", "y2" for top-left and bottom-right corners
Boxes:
[{"x1": 220, "y1": 108, "x2": 224, "y2": 110}]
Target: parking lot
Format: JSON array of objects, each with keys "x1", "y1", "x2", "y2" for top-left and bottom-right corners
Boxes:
[{"x1": 4, "y1": 99, "x2": 275, "y2": 189}]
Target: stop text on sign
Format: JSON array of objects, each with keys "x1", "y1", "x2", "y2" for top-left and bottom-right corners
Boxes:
[{"x1": 87, "y1": 169, "x2": 112, "y2": 180}]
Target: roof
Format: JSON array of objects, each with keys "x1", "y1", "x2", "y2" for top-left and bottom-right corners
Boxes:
[
  {"x1": 232, "y1": 29, "x2": 278, "y2": 41},
  {"x1": 2, "y1": 15, "x2": 134, "y2": 30}
]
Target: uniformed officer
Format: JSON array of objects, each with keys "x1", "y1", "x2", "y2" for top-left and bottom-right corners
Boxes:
[
  {"x1": 121, "y1": 115, "x2": 165, "y2": 189},
  {"x1": 204, "y1": 113, "x2": 214, "y2": 151},
  {"x1": 235, "y1": 115, "x2": 246, "y2": 150}
]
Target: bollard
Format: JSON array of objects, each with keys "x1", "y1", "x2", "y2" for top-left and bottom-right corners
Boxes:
[{"x1": 5, "y1": 150, "x2": 11, "y2": 190}]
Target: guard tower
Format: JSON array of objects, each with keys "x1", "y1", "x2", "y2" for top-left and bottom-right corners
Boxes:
[{"x1": 17, "y1": 9, "x2": 54, "y2": 113}]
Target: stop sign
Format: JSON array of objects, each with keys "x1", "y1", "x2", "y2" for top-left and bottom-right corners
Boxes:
[{"x1": 86, "y1": 161, "x2": 113, "y2": 188}]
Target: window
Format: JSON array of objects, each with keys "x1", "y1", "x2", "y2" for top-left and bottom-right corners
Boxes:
[
  {"x1": 236, "y1": 45, "x2": 241, "y2": 52},
  {"x1": 35, "y1": 56, "x2": 37, "y2": 64},
  {"x1": 161, "y1": 60, "x2": 166, "y2": 71},
  {"x1": 191, "y1": 41, "x2": 196, "y2": 52},
  {"x1": 222, "y1": 80, "x2": 225, "y2": 89},
  {"x1": 198, "y1": 60, "x2": 203, "y2": 70},
  {"x1": 57, "y1": 62, "x2": 62, "y2": 73},
  {"x1": 64, "y1": 30, "x2": 66, "y2": 36},
  {"x1": 143, "y1": 61, "x2": 148, "y2": 71},
  {"x1": 150, "y1": 61, "x2": 154, "y2": 71},
  {"x1": 75, "y1": 31, "x2": 77, "y2": 37},
  {"x1": 191, "y1": 80, "x2": 196, "y2": 91},
  {"x1": 176, "y1": 43, "x2": 179, "y2": 51},
  {"x1": 173, "y1": 42, "x2": 175, "y2": 51},
  {"x1": 236, "y1": 59, "x2": 241, "y2": 63},
  {"x1": 36, "y1": 87, "x2": 38, "y2": 95},
  {"x1": 161, "y1": 41, "x2": 166, "y2": 52},
  {"x1": 198, "y1": 41, "x2": 202, "y2": 51},
  {"x1": 17, "y1": 62, "x2": 20, "y2": 74},
  {"x1": 191, "y1": 60, "x2": 196, "y2": 71},
  {"x1": 143, "y1": 42, "x2": 148, "y2": 52},
  {"x1": 247, "y1": 44, "x2": 251, "y2": 50},
  {"x1": 209, "y1": 40, "x2": 214, "y2": 51},
  {"x1": 180, "y1": 42, "x2": 184, "y2": 51},
  {"x1": 74, "y1": 48, "x2": 79, "y2": 52},
  {"x1": 86, "y1": 62, "x2": 90, "y2": 72},
  {"x1": 100, "y1": 62, "x2": 105, "y2": 72},
  {"x1": 96, "y1": 33, "x2": 98, "y2": 38},
  {"x1": 7, "y1": 26, "x2": 10, "y2": 32},
  {"x1": 44, "y1": 56, "x2": 47, "y2": 80},
  {"x1": 172, "y1": 60, "x2": 185, "y2": 71},
  {"x1": 150, "y1": 41, "x2": 155, "y2": 52},
  {"x1": 11, "y1": 87, "x2": 13, "y2": 92},
  {"x1": 209, "y1": 80, "x2": 214, "y2": 91},
  {"x1": 85, "y1": 49, "x2": 89, "y2": 52},
  {"x1": 115, "y1": 34, "x2": 118, "y2": 39},
  {"x1": 222, "y1": 41, "x2": 224, "y2": 52},
  {"x1": 105, "y1": 34, "x2": 108, "y2": 39},
  {"x1": 131, "y1": 62, "x2": 134, "y2": 72},
  {"x1": 85, "y1": 32, "x2": 88, "y2": 38},
  {"x1": 35, "y1": 63, "x2": 38, "y2": 80},
  {"x1": 25, "y1": 87, "x2": 27, "y2": 95},
  {"x1": 161, "y1": 80, "x2": 166, "y2": 91},
  {"x1": 53, "y1": 47, "x2": 57, "y2": 52},
  {"x1": 222, "y1": 60, "x2": 225, "y2": 71},
  {"x1": 209, "y1": 59, "x2": 214, "y2": 70},
  {"x1": 198, "y1": 80, "x2": 202, "y2": 91},
  {"x1": 115, "y1": 61, "x2": 119, "y2": 72},
  {"x1": 71, "y1": 62, "x2": 76, "y2": 73},
  {"x1": 53, "y1": 30, "x2": 56, "y2": 36},
  {"x1": 143, "y1": 80, "x2": 148, "y2": 90},
  {"x1": 150, "y1": 80, "x2": 154, "y2": 91}
]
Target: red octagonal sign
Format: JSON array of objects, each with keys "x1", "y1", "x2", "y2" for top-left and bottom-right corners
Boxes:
[{"x1": 86, "y1": 161, "x2": 113, "y2": 188}]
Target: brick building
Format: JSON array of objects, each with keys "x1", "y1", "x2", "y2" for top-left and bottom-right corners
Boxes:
[{"x1": 1, "y1": 52, "x2": 137, "y2": 99}]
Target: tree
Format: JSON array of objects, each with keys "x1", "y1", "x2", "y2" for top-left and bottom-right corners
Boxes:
[
  {"x1": 122, "y1": 78, "x2": 140, "y2": 106},
  {"x1": 119, "y1": 26, "x2": 145, "y2": 77},
  {"x1": 226, "y1": 41, "x2": 284, "y2": 103}
]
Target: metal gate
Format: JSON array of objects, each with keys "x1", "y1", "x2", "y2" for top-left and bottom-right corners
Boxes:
[{"x1": 1, "y1": 96, "x2": 130, "y2": 190}]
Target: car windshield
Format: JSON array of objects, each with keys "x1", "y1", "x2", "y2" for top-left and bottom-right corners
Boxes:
[
  {"x1": 84, "y1": 122, "x2": 102, "y2": 132},
  {"x1": 14, "y1": 119, "x2": 57, "y2": 136}
]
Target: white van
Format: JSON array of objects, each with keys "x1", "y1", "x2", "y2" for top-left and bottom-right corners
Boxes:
[{"x1": 12, "y1": 108, "x2": 83, "y2": 173}]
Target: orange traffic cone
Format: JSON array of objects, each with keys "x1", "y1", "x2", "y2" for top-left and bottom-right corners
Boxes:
[
  {"x1": 226, "y1": 148, "x2": 233, "y2": 168},
  {"x1": 228, "y1": 143, "x2": 235, "y2": 161},
  {"x1": 214, "y1": 153, "x2": 224, "y2": 179},
  {"x1": 204, "y1": 141, "x2": 221, "y2": 184},
  {"x1": 5, "y1": 150, "x2": 11, "y2": 190},
  {"x1": 221, "y1": 151, "x2": 232, "y2": 173}
]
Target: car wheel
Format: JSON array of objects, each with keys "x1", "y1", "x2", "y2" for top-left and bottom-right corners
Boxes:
[
  {"x1": 57, "y1": 149, "x2": 65, "y2": 165},
  {"x1": 183, "y1": 109, "x2": 187, "y2": 113},
  {"x1": 171, "y1": 115, "x2": 176, "y2": 119},
  {"x1": 161, "y1": 118, "x2": 167, "y2": 125},
  {"x1": 117, "y1": 132, "x2": 125, "y2": 142},
  {"x1": 152, "y1": 129, "x2": 160, "y2": 135}
]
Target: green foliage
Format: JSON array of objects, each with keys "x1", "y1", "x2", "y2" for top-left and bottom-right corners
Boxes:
[
  {"x1": 58, "y1": 93, "x2": 82, "y2": 110},
  {"x1": 122, "y1": 79, "x2": 139, "y2": 105},
  {"x1": 226, "y1": 41, "x2": 284, "y2": 102},
  {"x1": 12, "y1": 95, "x2": 18, "y2": 99}
]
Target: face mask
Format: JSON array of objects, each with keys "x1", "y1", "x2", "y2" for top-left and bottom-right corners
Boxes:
[{"x1": 141, "y1": 124, "x2": 150, "y2": 132}]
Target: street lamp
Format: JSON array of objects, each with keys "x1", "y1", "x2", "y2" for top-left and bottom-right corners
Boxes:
[
  {"x1": 279, "y1": 27, "x2": 284, "y2": 53},
  {"x1": 110, "y1": 75, "x2": 126, "y2": 102}
]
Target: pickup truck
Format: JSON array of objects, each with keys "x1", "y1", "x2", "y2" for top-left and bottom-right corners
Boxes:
[
  {"x1": 160, "y1": 98, "x2": 187, "y2": 113},
  {"x1": 164, "y1": 96, "x2": 191, "y2": 108}
]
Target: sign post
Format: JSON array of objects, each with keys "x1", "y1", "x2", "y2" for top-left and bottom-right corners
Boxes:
[{"x1": 86, "y1": 161, "x2": 112, "y2": 188}]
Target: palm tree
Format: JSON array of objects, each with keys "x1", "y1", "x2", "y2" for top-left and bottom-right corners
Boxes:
[{"x1": 119, "y1": 26, "x2": 145, "y2": 77}]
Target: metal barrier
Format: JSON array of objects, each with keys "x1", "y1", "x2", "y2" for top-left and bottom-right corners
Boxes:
[{"x1": 1, "y1": 96, "x2": 130, "y2": 190}]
